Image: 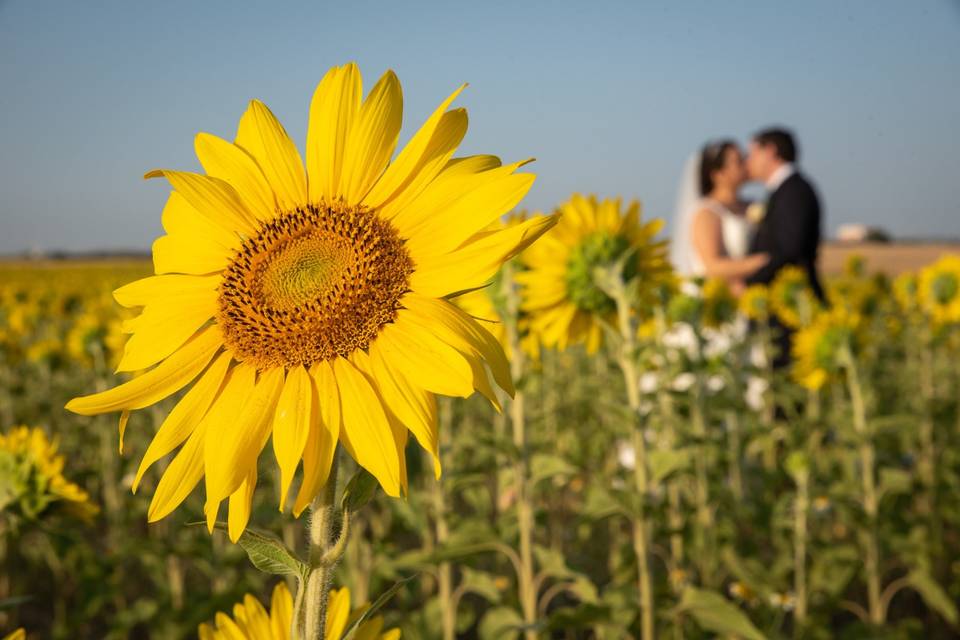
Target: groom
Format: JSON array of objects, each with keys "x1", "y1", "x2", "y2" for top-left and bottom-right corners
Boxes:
[{"x1": 745, "y1": 127, "x2": 825, "y2": 363}]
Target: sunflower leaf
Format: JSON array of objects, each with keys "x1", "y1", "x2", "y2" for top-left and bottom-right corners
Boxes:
[
  {"x1": 208, "y1": 522, "x2": 307, "y2": 578},
  {"x1": 340, "y1": 467, "x2": 378, "y2": 513}
]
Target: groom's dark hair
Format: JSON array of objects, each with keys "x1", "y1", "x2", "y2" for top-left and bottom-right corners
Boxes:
[{"x1": 753, "y1": 127, "x2": 797, "y2": 163}]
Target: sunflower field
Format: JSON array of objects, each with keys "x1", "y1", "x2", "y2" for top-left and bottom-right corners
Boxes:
[{"x1": 3, "y1": 64, "x2": 960, "y2": 640}]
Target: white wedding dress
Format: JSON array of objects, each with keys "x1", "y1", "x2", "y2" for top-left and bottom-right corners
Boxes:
[
  {"x1": 687, "y1": 199, "x2": 752, "y2": 276},
  {"x1": 670, "y1": 153, "x2": 752, "y2": 276}
]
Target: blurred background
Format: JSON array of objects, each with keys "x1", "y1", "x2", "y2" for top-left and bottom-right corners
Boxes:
[{"x1": 2, "y1": 1, "x2": 959, "y2": 266}]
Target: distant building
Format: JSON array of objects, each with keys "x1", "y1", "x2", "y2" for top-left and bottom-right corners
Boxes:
[{"x1": 836, "y1": 224, "x2": 891, "y2": 243}]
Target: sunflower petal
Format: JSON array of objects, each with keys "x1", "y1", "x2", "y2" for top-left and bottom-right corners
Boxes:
[
  {"x1": 114, "y1": 274, "x2": 220, "y2": 308},
  {"x1": 401, "y1": 295, "x2": 513, "y2": 396},
  {"x1": 205, "y1": 366, "x2": 283, "y2": 502},
  {"x1": 66, "y1": 325, "x2": 222, "y2": 415},
  {"x1": 404, "y1": 164, "x2": 536, "y2": 257},
  {"x1": 340, "y1": 70, "x2": 403, "y2": 203},
  {"x1": 368, "y1": 343, "x2": 440, "y2": 477},
  {"x1": 306, "y1": 62, "x2": 362, "y2": 202},
  {"x1": 363, "y1": 83, "x2": 466, "y2": 208},
  {"x1": 227, "y1": 466, "x2": 257, "y2": 542},
  {"x1": 235, "y1": 100, "x2": 307, "y2": 211},
  {"x1": 116, "y1": 291, "x2": 218, "y2": 372},
  {"x1": 144, "y1": 170, "x2": 258, "y2": 236},
  {"x1": 195, "y1": 132, "x2": 276, "y2": 220},
  {"x1": 410, "y1": 214, "x2": 558, "y2": 298},
  {"x1": 332, "y1": 357, "x2": 400, "y2": 497},
  {"x1": 373, "y1": 320, "x2": 474, "y2": 397},
  {"x1": 272, "y1": 365, "x2": 313, "y2": 509},
  {"x1": 133, "y1": 352, "x2": 232, "y2": 492},
  {"x1": 293, "y1": 362, "x2": 340, "y2": 516},
  {"x1": 147, "y1": 422, "x2": 206, "y2": 522}
]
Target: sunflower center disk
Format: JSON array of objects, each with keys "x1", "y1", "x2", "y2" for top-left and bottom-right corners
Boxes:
[
  {"x1": 932, "y1": 273, "x2": 958, "y2": 305},
  {"x1": 217, "y1": 203, "x2": 414, "y2": 369},
  {"x1": 565, "y1": 232, "x2": 634, "y2": 315}
]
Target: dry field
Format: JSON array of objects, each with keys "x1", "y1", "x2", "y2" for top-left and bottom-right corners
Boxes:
[{"x1": 821, "y1": 241, "x2": 960, "y2": 275}]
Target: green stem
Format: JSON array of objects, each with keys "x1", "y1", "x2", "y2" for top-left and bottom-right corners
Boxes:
[
  {"x1": 793, "y1": 469, "x2": 809, "y2": 629},
  {"x1": 300, "y1": 453, "x2": 342, "y2": 640},
  {"x1": 690, "y1": 378, "x2": 715, "y2": 588},
  {"x1": 435, "y1": 400, "x2": 455, "y2": 640},
  {"x1": 502, "y1": 261, "x2": 538, "y2": 640},
  {"x1": 841, "y1": 348, "x2": 883, "y2": 626},
  {"x1": 613, "y1": 288, "x2": 655, "y2": 640}
]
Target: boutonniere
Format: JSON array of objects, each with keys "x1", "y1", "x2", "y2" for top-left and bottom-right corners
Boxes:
[{"x1": 746, "y1": 202, "x2": 767, "y2": 224}]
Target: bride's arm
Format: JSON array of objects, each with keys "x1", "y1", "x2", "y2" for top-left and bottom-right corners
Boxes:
[{"x1": 691, "y1": 208, "x2": 769, "y2": 279}]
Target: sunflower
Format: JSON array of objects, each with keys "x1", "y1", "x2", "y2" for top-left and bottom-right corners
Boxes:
[
  {"x1": 517, "y1": 194, "x2": 669, "y2": 353},
  {"x1": 917, "y1": 255, "x2": 960, "y2": 325},
  {"x1": 770, "y1": 266, "x2": 818, "y2": 329},
  {"x1": 66, "y1": 63, "x2": 555, "y2": 541},
  {"x1": 892, "y1": 272, "x2": 919, "y2": 313},
  {"x1": 738, "y1": 284, "x2": 770, "y2": 321},
  {"x1": 198, "y1": 582, "x2": 399, "y2": 640},
  {"x1": 791, "y1": 307, "x2": 862, "y2": 390},
  {"x1": 701, "y1": 278, "x2": 737, "y2": 328},
  {"x1": 0, "y1": 425, "x2": 97, "y2": 520}
]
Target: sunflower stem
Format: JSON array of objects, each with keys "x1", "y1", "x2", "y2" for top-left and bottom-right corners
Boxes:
[
  {"x1": 840, "y1": 346, "x2": 883, "y2": 626},
  {"x1": 301, "y1": 452, "x2": 341, "y2": 640},
  {"x1": 611, "y1": 282, "x2": 655, "y2": 640},
  {"x1": 502, "y1": 260, "x2": 538, "y2": 640}
]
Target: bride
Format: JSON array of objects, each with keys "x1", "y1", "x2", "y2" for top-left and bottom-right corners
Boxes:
[{"x1": 670, "y1": 140, "x2": 768, "y2": 289}]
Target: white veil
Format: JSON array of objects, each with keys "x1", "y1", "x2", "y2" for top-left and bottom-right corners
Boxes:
[{"x1": 669, "y1": 152, "x2": 703, "y2": 276}]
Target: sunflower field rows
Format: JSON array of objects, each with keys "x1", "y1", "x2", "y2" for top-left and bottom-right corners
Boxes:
[{"x1": 2, "y1": 239, "x2": 960, "y2": 639}]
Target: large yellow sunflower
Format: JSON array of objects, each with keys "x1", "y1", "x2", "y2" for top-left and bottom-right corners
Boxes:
[
  {"x1": 66, "y1": 63, "x2": 555, "y2": 541},
  {"x1": 198, "y1": 582, "x2": 399, "y2": 640},
  {"x1": 917, "y1": 255, "x2": 960, "y2": 325},
  {"x1": 517, "y1": 194, "x2": 669, "y2": 353}
]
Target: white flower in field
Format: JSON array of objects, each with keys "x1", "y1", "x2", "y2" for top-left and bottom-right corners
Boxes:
[
  {"x1": 749, "y1": 342, "x2": 768, "y2": 368},
  {"x1": 617, "y1": 440, "x2": 636, "y2": 470},
  {"x1": 769, "y1": 592, "x2": 796, "y2": 611},
  {"x1": 745, "y1": 376, "x2": 768, "y2": 411},
  {"x1": 662, "y1": 322, "x2": 698, "y2": 358},
  {"x1": 638, "y1": 372, "x2": 659, "y2": 394},
  {"x1": 702, "y1": 327, "x2": 732, "y2": 359},
  {"x1": 672, "y1": 372, "x2": 696, "y2": 392},
  {"x1": 706, "y1": 375, "x2": 725, "y2": 392}
]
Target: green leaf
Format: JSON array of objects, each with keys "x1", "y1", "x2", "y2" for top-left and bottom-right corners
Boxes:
[
  {"x1": 675, "y1": 587, "x2": 766, "y2": 640},
  {"x1": 210, "y1": 523, "x2": 307, "y2": 579},
  {"x1": 906, "y1": 571, "x2": 958, "y2": 625},
  {"x1": 533, "y1": 544, "x2": 574, "y2": 581},
  {"x1": 580, "y1": 484, "x2": 624, "y2": 519},
  {"x1": 648, "y1": 448, "x2": 692, "y2": 484},
  {"x1": 478, "y1": 606, "x2": 524, "y2": 640},
  {"x1": 459, "y1": 567, "x2": 503, "y2": 604},
  {"x1": 341, "y1": 467, "x2": 378, "y2": 513},
  {"x1": 340, "y1": 574, "x2": 417, "y2": 640},
  {"x1": 784, "y1": 451, "x2": 810, "y2": 481},
  {"x1": 530, "y1": 453, "x2": 576, "y2": 486},
  {"x1": 878, "y1": 468, "x2": 912, "y2": 502}
]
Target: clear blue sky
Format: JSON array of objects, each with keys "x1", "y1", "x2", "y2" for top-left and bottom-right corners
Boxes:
[{"x1": 1, "y1": 0, "x2": 958, "y2": 253}]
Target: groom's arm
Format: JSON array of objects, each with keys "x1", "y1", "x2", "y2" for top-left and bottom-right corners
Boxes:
[{"x1": 746, "y1": 185, "x2": 818, "y2": 285}]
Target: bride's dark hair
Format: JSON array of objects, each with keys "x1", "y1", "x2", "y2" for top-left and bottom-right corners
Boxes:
[{"x1": 699, "y1": 139, "x2": 737, "y2": 196}]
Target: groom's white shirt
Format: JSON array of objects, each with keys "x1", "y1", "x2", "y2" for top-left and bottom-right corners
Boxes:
[{"x1": 766, "y1": 163, "x2": 795, "y2": 192}]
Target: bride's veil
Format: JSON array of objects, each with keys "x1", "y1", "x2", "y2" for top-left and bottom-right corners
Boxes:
[{"x1": 669, "y1": 152, "x2": 702, "y2": 276}]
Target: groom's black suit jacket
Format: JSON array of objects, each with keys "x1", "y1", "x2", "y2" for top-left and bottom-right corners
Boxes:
[{"x1": 746, "y1": 171, "x2": 825, "y2": 301}]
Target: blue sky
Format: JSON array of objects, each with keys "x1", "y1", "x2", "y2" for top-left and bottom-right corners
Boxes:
[{"x1": 1, "y1": 0, "x2": 958, "y2": 253}]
